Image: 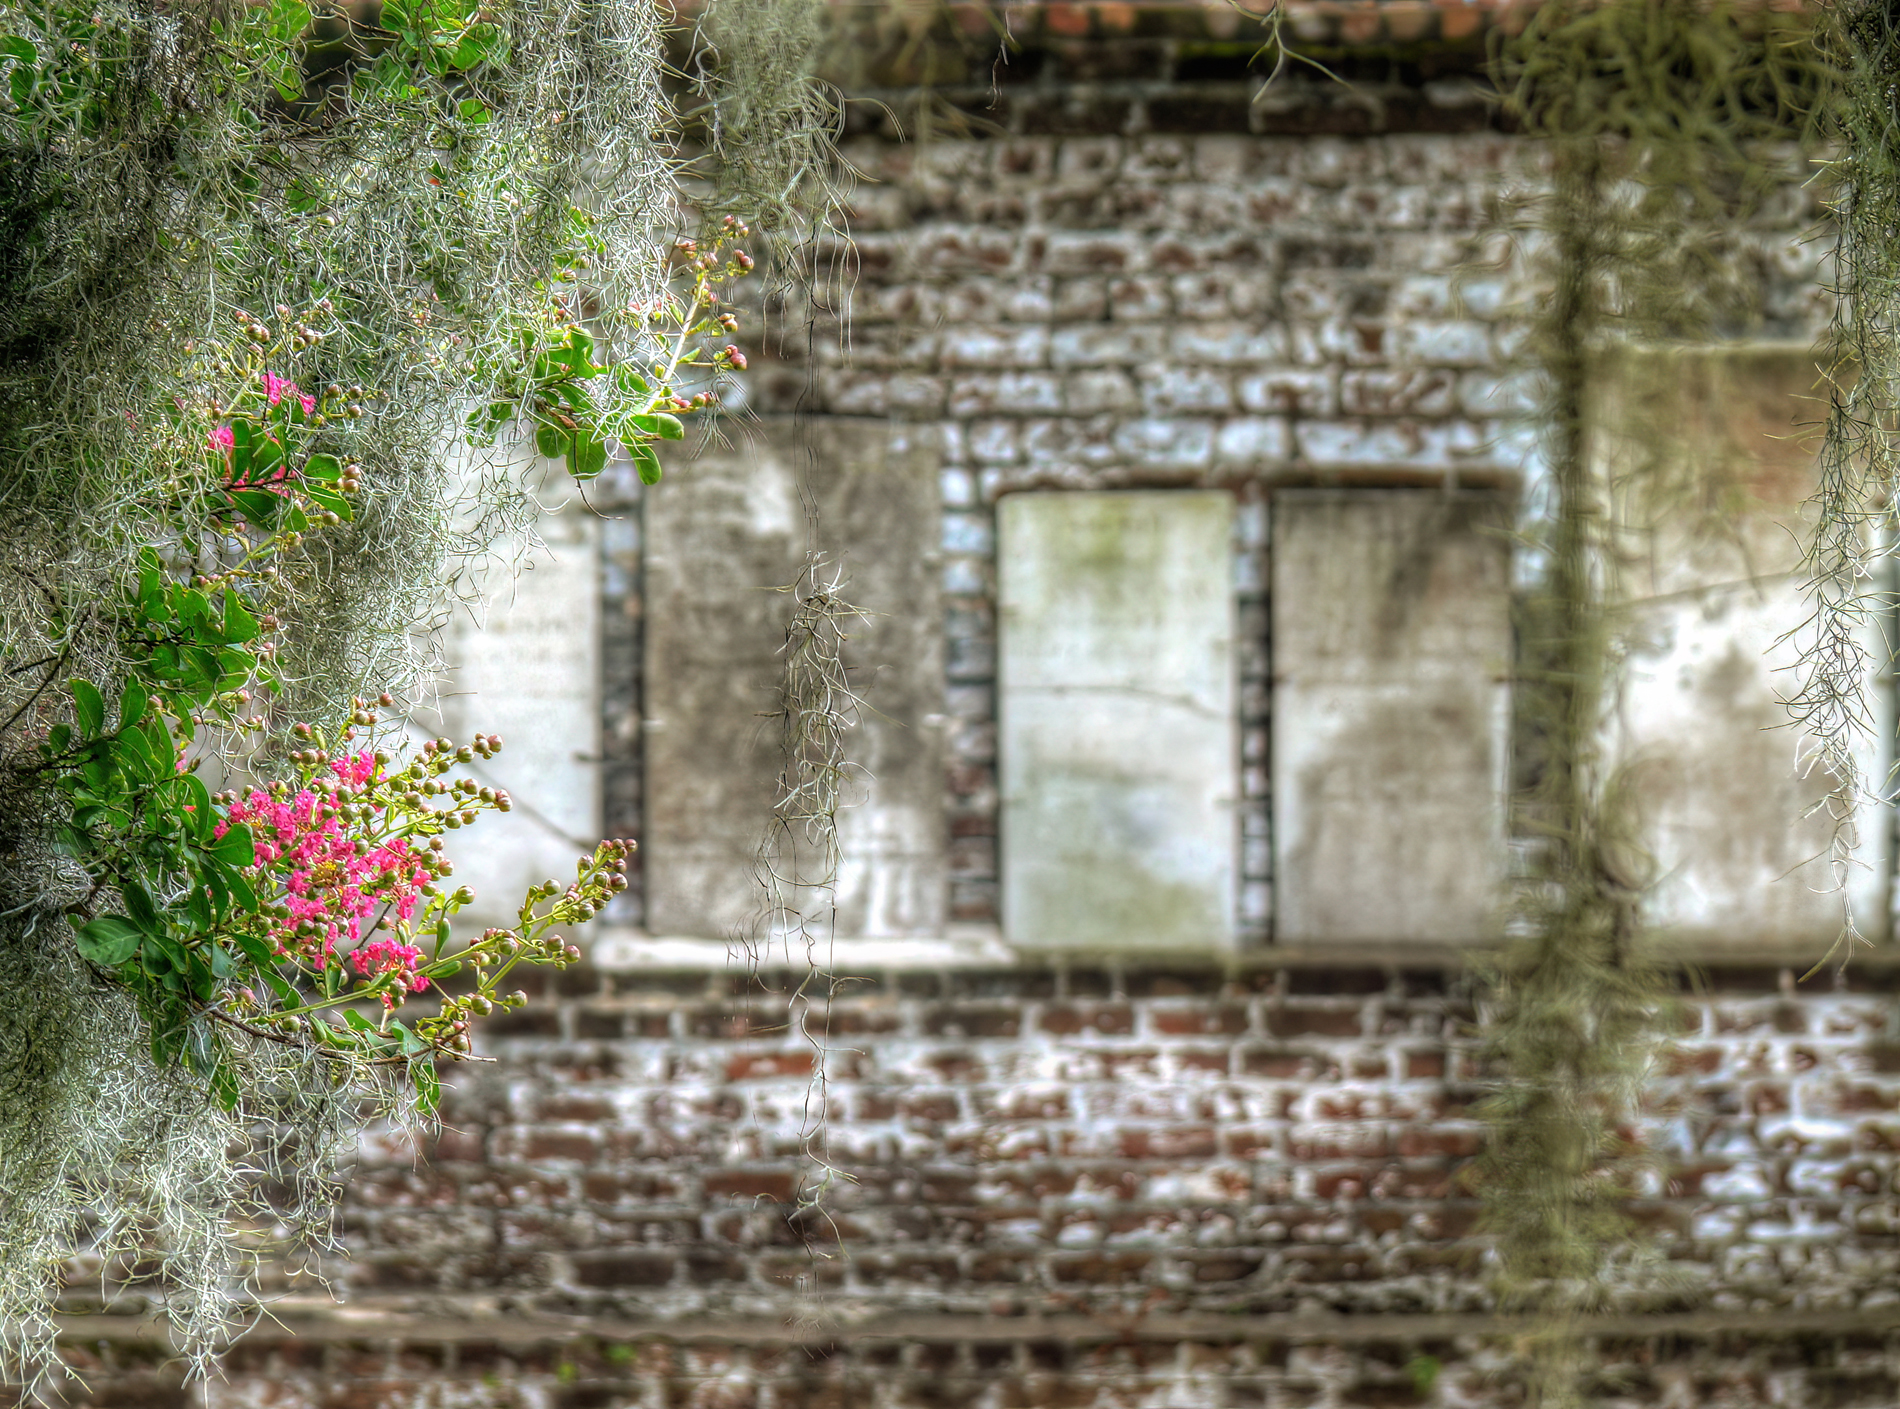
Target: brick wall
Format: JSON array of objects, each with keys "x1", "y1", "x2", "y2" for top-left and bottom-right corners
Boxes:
[
  {"x1": 331, "y1": 960, "x2": 1900, "y2": 1320},
  {"x1": 51, "y1": 957, "x2": 1900, "y2": 1407}
]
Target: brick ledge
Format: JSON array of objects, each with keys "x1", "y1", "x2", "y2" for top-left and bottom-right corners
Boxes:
[
  {"x1": 53, "y1": 1303, "x2": 1900, "y2": 1350},
  {"x1": 586, "y1": 927, "x2": 1883, "y2": 976}
]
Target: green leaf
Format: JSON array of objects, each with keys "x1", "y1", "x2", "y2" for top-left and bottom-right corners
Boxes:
[
  {"x1": 631, "y1": 442, "x2": 662, "y2": 486},
  {"x1": 559, "y1": 328, "x2": 596, "y2": 371},
  {"x1": 566, "y1": 435, "x2": 607, "y2": 480},
  {"x1": 75, "y1": 915, "x2": 143, "y2": 966},
  {"x1": 121, "y1": 880, "x2": 162, "y2": 934},
  {"x1": 344, "y1": 1008, "x2": 378, "y2": 1033},
  {"x1": 175, "y1": 773, "x2": 214, "y2": 840},
  {"x1": 414, "y1": 1060, "x2": 440, "y2": 1116},
  {"x1": 302, "y1": 453, "x2": 342, "y2": 483},
  {"x1": 313, "y1": 1016, "x2": 356, "y2": 1049},
  {"x1": 222, "y1": 593, "x2": 261, "y2": 644},
  {"x1": 227, "y1": 868, "x2": 259, "y2": 912},
  {"x1": 118, "y1": 684, "x2": 148, "y2": 731},
  {"x1": 307, "y1": 486, "x2": 354, "y2": 523},
  {"x1": 210, "y1": 1059, "x2": 241, "y2": 1112},
  {"x1": 230, "y1": 487, "x2": 284, "y2": 527},
  {"x1": 457, "y1": 95, "x2": 491, "y2": 124},
  {"x1": 285, "y1": 175, "x2": 325, "y2": 215},
  {"x1": 212, "y1": 824, "x2": 255, "y2": 869},
  {"x1": 72, "y1": 680, "x2": 104, "y2": 738},
  {"x1": 116, "y1": 723, "x2": 159, "y2": 780},
  {"x1": 629, "y1": 412, "x2": 685, "y2": 441},
  {"x1": 178, "y1": 589, "x2": 211, "y2": 630},
  {"x1": 234, "y1": 929, "x2": 277, "y2": 967},
  {"x1": 184, "y1": 1018, "x2": 218, "y2": 1076}
]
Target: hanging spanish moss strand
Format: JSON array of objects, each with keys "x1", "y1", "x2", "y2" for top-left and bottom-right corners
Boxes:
[
  {"x1": 1789, "y1": 0, "x2": 1900, "y2": 975},
  {"x1": 1482, "y1": 138, "x2": 1656, "y2": 1409},
  {"x1": 686, "y1": 0, "x2": 871, "y2": 1289},
  {"x1": 1478, "y1": 3, "x2": 1823, "y2": 1402}
]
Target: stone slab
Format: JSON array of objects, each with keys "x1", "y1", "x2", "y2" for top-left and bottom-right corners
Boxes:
[
  {"x1": 643, "y1": 418, "x2": 945, "y2": 940},
  {"x1": 1272, "y1": 491, "x2": 1512, "y2": 944},
  {"x1": 998, "y1": 491, "x2": 1237, "y2": 949},
  {"x1": 428, "y1": 465, "x2": 603, "y2": 931},
  {"x1": 1598, "y1": 346, "x2": 1892, "y2": 947}
]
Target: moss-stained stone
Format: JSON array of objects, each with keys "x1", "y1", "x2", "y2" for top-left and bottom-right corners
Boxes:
[
  {"x1": 1597, "y1": 345, "x2": 1893, "y2": 949},
  {"x1": 1272, "y1": 490, "x2": 1512, "y2": 944},
  {"x1": 427, "y1": 463, "x2": 603, "y2": 933},
  {"x1": 643, "y1": 418, "x2": 946, "y2": 941},
  {"x1": 998, "y1": 490, "x2": 1237, "y2": 949}
]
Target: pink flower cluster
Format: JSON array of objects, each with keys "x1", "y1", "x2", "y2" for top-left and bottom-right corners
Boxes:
[
  {"x1": 216, "y1": 751, "x2": 433, "y2": 999},
  {"x1": 206, "y1": 370, "x2": 314, "y2": 454},
  {"x1": 263, "y1": 372, "x2": 316, "y2": 415}
]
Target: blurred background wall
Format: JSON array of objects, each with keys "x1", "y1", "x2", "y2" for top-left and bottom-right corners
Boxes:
[{"x1": 67, "y1": 3, "x2": 1900, "y2": 1405}]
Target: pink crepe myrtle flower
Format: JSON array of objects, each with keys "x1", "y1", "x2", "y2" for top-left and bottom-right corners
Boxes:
[
  {"x1": 216, "y1": 751, "x2": 433, "y2": 996},
  {"x1": 209, "y1": 424, "x2": 236, "y2": 450},
  {"x1": 263, "y1": 372, "x2": 317, "y2": 415},
  {"x1": 349, "y1": 937, "x2": 429, "y2": 1005}
]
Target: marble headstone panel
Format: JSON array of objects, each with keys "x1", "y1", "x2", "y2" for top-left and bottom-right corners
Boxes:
[
  {"x1": 998, "y1": 491, "x2": 1238, "y2": 950},
  {"x1": 643, "y1": 418, "x2": 945, "y2": 941},
  {"x1": 1597, "y1": 345, "x2": 1891, "y2": 948},
  {"x1": 428, "y1": 470, "x2": 603, "y2": 932},
  {"x1": 1272, "y1": 490, "x2": 1512, "y2": 944}
]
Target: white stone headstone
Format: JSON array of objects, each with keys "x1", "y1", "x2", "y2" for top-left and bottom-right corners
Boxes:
[
  {"x1": 998, "y1": 491, "x2": 1238, "y2": 949},
  {"x1": 1272, "y1": 490, "x2": 1512, "y2": 944},
  {"x1": 1599, "y1": 346, "x2": 1891, "y2": 949},
  {"x1": 427, "y1": 469, "x2": 603, "y2": 932},
  {"x1": 643, "y1": 418, "x2": 946, "y2": 942}
]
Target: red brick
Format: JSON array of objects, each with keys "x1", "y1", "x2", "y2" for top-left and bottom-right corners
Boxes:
[
  {"x1": 903, "y1": 1094, "x2": 962, "y2": 1122},
  {"x1": 1049, "y1": 1253, "x2": 1152, "y2": 1284},
  {"x1": 571, "y1": 1252, "x2": 677, "y2": 1288},
  {"x1": 1039, "y1": 1004, "x2": 1135, "y2": 1035},
  {"x1": 704, "y1": 1170, "x2": 798, "y2": 1202},
  {"x1": 1290, "y1": 1128, "x2": 1389, "y2": 1160},
  {"x1": 690, "y1": 1006, "x2": 794, "y2": 1040},
  {"x1": 1178, "y1": 1048, "x2": 1231, "y2": 1072},
  {"x1": 922, "y1": 1005, "x2": 1023, "y2": 1038},
  {"x1": 1119, "y1": 1126, "x2": 1218, "y2": 1159},
  {"x1": 1838, "y1": 1086, "x2": 1900, "y2": 1114},
  {"x1": 513, "y1": 1130, "x2": 602, "y2": 1165},
  {"x1": 1270, "y1": 1005, "x2": 1364, "y2": 1038},
  {"x1": 1151, "y1": 1004, "x2": 1249, "y2": 1036},
  {"x1": 1394, "y1": 1128, "x2": 1483, "y2": 1159},
  {"x1": 725, "y1": 1051, "x2": 816, "y2": 1081},
  {"x1": 1242, "y1": 1047, "x2": 1331, "y2": 1078}
]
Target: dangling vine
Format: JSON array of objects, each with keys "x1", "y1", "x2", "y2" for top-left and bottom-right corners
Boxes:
[
  {"x1": 1790, "y1": 0, "x2": 1900, "y2": 974},
  {"x1": 1479, "y1": 3, "x2": 1822, "y2": 1403}
]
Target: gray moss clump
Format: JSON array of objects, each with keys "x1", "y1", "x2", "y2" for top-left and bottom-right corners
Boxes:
[{"x1": 0, "y1": 0, "x2": 674, "y2": 1386}]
